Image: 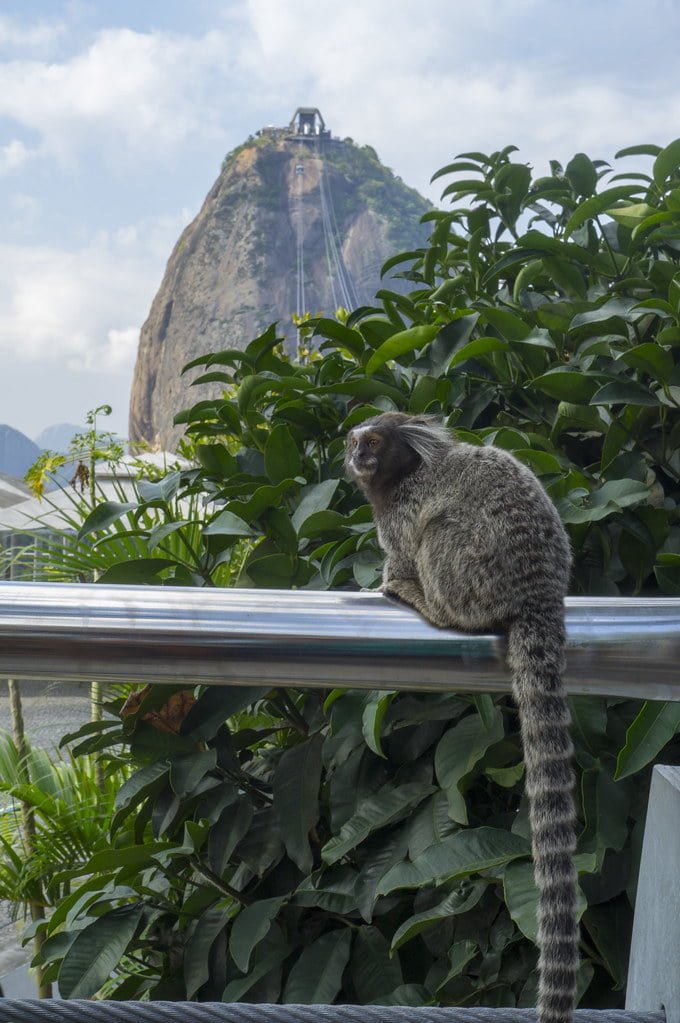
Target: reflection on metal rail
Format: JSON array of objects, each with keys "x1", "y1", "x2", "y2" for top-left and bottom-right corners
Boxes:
[{"x1": 0, "y1": 582, "x2": 678, "y2": 700}]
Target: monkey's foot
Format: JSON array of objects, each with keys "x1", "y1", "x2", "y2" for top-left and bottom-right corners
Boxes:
[
  {"x1": 383, "y1": 578, "x2": 453, "y2": 630},
  {"x1": 383, "y1": 578, "x2": 427, "y2": 612}
]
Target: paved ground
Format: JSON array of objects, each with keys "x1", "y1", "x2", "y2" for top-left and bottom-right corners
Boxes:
[{"x1": 0, "y1": 679, "x2": 91, "y2": 978}]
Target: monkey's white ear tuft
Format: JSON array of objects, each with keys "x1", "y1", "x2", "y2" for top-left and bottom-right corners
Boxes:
[{"x1": 399, "y1": 418, "x2": 453, "y2": 463}]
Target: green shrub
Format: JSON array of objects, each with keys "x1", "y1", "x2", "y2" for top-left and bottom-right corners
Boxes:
[{"x1": 35, "y1": 141, "x2": 680, "y2": 1005}]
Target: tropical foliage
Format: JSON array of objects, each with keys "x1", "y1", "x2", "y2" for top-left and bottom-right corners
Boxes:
[
  {"x1": 0, "y1": 729, "x2": 127, "y2": 993},
  {"x1": 26, "y1": 141, "x2": 680, "y2": 1005}
]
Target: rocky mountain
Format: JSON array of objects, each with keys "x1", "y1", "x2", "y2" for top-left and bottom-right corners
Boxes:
[
  {"x1": 0, "y1": 425, "x2": 41, "y2": 477},
  {"x1": 129, "y1": 117, "x2": 431, "y2": 449}
]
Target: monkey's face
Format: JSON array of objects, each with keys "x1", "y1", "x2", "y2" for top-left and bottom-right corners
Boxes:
[
  {"x1": 345, "y1": 425, "x2": 384, "y2": 482},
  {"x1": 345, "y1": 414, "x2": 423, "y2": 493}
]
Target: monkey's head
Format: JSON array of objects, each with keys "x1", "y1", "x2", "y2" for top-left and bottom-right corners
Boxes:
[{"x1": 345, "y1": 412, "x2": 452, "y2": 494}]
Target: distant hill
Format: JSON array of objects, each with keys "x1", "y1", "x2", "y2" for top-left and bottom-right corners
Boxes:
[
  {"x1": 34, "y1": 423, "x2": 82, "y2": 453},
  {"x1": 129, "y1": 113, "x2": 432, "y2": 449},
  {"x1": 0, "y1": 424, "x2": 41, "y2": 477}
]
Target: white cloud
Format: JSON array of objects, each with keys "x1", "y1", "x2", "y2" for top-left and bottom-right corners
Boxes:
[
  {"x1": 0, "y1": 14, "x2": 65, "y2": 55},
  {"x1": 0, "y1": 27, "x2": 234, "y2": 166},
  {"x1": 8, "y1": 192, "x2": 41, "y2": 228},
  {"x1": 0, "y1": 210, "x2": 190, "y2": 372},
  {"x1": 0, "y1": 139, "x2": 33, "y2": 174},
  {"x1": 241, "y1": 0, "x2": 680, "y2": 200},
  {"x1": 70, "y1": 326, "x2": 140, "y2": 374}
]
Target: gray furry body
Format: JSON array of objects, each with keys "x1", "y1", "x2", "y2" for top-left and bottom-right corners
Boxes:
[{"x1": 346, "y1": 413, "x2": 577, "y2": 1023}]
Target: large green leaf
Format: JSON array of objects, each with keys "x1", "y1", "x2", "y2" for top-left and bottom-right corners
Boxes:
[
  {"x1": 377, "y1": 827, "x2": 530, "y2": 896},
  {"x1": 283, "y1": 928, "x2": 352, "y2": 1004},
  {"x1": 265, "y1": 424, "x2": 302, "y2": 484},
  {"x1": 77, "y1": 501, "x2": 137, "y2": 540},
  {"x1": 294, "y1": 865, "x2": 359, "y2": 915},
  {"x1": 653, "y1": 137, "x2": 680, "y2": 187},
  {"x1": 391, "y1": 881, "x2": 485, "y2": 950},
  {"x1": 556, "y1": 478, "x2": 649, "y2": 524},
  {"x1": 208, "y1": 796, "x2": 253, "y2": 876},
  {"x1": 202, "y1": 509, "x2": 256, "y2": 537},
  {"x1": 583, "y1": 897, "x2": 632, "y2": 989},
  {"x1": 222, "y1": 943, "x2": 292, "y2": 1001},
  {"x1": 181, "y1": 685, "x2": 268, "y2": 741},
  {"x1": 564, "y1": 185, "x2": 643, "y2": 237},
  {"x1": 273, "y1": 733, "x2": 323, "y2": 873},
  {"x1": 448, "y1": 337, "x2": 508, "y2": 369},
  {"x1": 229, "y1": 897, "x2": 285, "y2": 973},
  {"x1": 434, "y1": 707, "x2": 504, "y2": 823},
  {"x1": 169, "y1": 749, "x2": 217, "y2": 797},
  {"x1": 292, "y1": 480, "x2": 340, "y2": 532},
  {"x1": 184, "y1": 903, "x2": 234, "y2": 998},
  {"x1": 590, "y1": 380, "x2": 660, "y2": 406},
  {"x1": 351, "y1": 926, "x2": 403, "y2": 1002},
  {"x1": 412, "y1": 314, "x2": 478, "y2": 375},
  {"x1": 565, "y1": 153, "x2": 598, "y2": 197},
  {"x1": 313, "y1": 319, "x2": 366, "y2": 357},
  {"x1": 114, "y1": 760, "x2": 170, "y2": 813},
  {"x1": 361, "y1": 691, "x2": 396, "y2": 758},
  {"x1": 433, "y1": 941, "x2": 478, "y2": 995},
  {"x1": 354, "y1": 830, "x2": 410, "y2": 922},
  {"x1": 322, "y1": 783, "x2": 434, "y2": 865},
  {"x1": 615, "y1": 701, "x2": 680, "y2": 779},
  {"x1": 530, "y1": 369, "x2": 602, "y2": 403},
  {"x1": 580, "y1": 764, "x2": 629, "y2": 863},
  {"x1": 96, "y1": 558, "x2": 177, "y2": 584},
  {"x1": 58, "y1": 904, "x2": 143, "y2": 998},
  {"x1": 365, "y1": 324, "x2": 441, "y2": 376}
]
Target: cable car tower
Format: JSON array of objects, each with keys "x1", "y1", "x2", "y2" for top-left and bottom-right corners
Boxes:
[{"x1": 288, "y1": 108, "x2": 359, "y2": 323}]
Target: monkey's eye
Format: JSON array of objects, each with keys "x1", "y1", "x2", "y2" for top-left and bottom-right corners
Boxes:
[{"x1": 367, "y1": 437, "x2": 379, "y2": 449}]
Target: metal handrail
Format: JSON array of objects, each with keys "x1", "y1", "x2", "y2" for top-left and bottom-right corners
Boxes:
[{"x1": 0, "y1": 581, "x2": 678, "y2": 700}]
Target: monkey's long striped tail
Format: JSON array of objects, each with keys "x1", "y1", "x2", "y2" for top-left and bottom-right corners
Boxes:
[{"x1": 507, "y1": 609, "x2": 578, "y2": 1023}]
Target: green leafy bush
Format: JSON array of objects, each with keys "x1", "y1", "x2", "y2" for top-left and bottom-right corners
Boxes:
[{"x1": 34, "y1": 141, "x2": 680, "y2": 1004}]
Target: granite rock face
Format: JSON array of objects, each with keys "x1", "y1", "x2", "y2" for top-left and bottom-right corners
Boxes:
[{"x1": 129, "y1": 138, "x2": 430, "y2": 449}]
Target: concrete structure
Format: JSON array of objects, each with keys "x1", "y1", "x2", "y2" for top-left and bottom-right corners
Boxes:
[{"x1": 627, "y1": 765, "x2": 680, "y2": 1023}]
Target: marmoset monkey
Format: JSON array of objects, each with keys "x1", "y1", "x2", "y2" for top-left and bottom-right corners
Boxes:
[{"x1": 346, "y1": 412, "x2": 576, "y2": 1023}]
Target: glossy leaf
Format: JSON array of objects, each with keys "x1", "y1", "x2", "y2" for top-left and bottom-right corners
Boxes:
[
  {"x1": 58, "y1": 905, "x2": 143, "y2": 998},
  {"x1": 265, "y1": 424, "x2": 302, "y2": 484},
  {"x1": 564, "y1": 186, "x2": 643, "y2": 237},
  {"x1": 184, "y1": 903, "x2": 233, "y2": 998},
  {"x1": 653, "y1": 137, "x2": 680, "y2": 187},
  {"x1": 77, "y1": 501, "x2": 137, "y2": 540},
  {"x1": 273, "y1": 734, "x2": 323, "y2": 873},
  {"x1": 391, "y1": 881, "x2": 485, "y2": 950},
  {"x1": 322, "y1": 783, "x2": 434, "y2": 865},
  {"x1": 229, "y1": 897, "x2": 285, "y2": 974},
  {"x1": 615, "y1": 702, "x2": 680, "y2": 779},
  {"x1": 365, "y1": 324, "x2": 441, "y2": 376},
  {"x1": 377, "y1": 828, "x2": 530, "y2": 896},
  {"x1": 283, "y1": 928, "x2": 352, "y2": 1004},
  {"x1": 361, "y1": 691, "x2": 396, "y2": 757},
  {"x1": 351, "y1": 926, "x2": 403, "y2": 1002},
  {"x1": 435, "y1": 707, "x2": 504, "y2": 823}
]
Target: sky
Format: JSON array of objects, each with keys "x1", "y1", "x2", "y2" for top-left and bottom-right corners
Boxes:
[{"x1": 1, "y1": 0, "x2": 680, "y2": 444}]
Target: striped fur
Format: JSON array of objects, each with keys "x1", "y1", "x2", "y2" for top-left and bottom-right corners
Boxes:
[{"x1": 346, "y1": 412, "x2": 577, "y2": 1023}]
